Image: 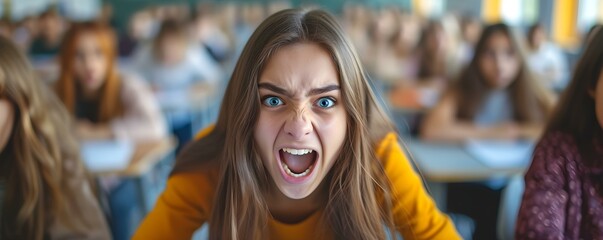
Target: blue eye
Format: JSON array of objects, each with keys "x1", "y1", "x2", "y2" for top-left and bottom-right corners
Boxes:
[
  {"x1": 262, "y1": 96, "x2": 284, "y2": 107},
  {"x1": 316, "y1": 97, "x2": 335, "y2": 109}
]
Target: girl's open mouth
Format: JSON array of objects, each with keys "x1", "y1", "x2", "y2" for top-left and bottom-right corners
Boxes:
[{"x1": 278, "y1": 147, "x2": 318, "y2": 183}]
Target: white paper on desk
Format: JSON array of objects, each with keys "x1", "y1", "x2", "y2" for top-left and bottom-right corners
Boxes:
[
  {"x1": 81, "y1": 140, "x2": 134, "y2": 172},
  {"x1": 464, "y1": 140, "x2": 535, "y2": 168}
]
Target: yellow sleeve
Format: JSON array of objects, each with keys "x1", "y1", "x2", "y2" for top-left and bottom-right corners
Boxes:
[
  {"x1": 377, "y1": 133, "x2": 461, "y2": 240},
  {"x1": 132, "y1": 172, "x2": 211, "y2": 239}
]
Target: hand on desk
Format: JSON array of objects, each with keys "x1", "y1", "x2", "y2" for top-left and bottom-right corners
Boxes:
[
  {"x1": 76, "y1": 120, "x2": 114, "y2": 140},
  {"x1": 486, "y1": 122, "x2": 521, "y2": 140},
  {"x1": 483, "y1": 123, "x2": 543, "y2": 141}
]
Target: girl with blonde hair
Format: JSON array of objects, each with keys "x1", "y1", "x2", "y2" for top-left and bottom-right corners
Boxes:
[{"x1": 0, "y1": 36, "x2": 109, "y2": 239}]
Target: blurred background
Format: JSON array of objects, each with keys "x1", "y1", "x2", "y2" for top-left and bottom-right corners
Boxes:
[{"x1": 1, "y1": 0, "x2": 602, "y2": 239}]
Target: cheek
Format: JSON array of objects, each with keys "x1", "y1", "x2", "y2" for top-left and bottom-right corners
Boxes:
[
  {"x1": 507, "y1": 60, "x2": 520, "y2": 77},
  {"x1": 96, "y1": 59, "x2": 109, "y2": 75},
  {"x1": 0, "y1": 101, "x2": 15, "y2": 151},
  {"x1": 73, "y1": 59, "x2": 85, "y2": 76},
  {"x1": 254, "y1": 111, "x2": 283, "y2": 156},
  {"x1": 314, "y1": 108, "x2": 347, "y2": 164},
  {"x1": 479, "y1": 60, "x2": 494, "y2": 77}
]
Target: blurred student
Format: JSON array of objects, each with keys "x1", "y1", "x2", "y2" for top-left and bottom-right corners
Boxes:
[
  {"x1": 133, "y1": 9, "x2": 460, "y2": 239},
  {"x1": 29, "y1": 9, "x2": 66, "y2": 56},
  {"x1": 12, "y1": 16, "x2": 39, "y2": 51},
  {"x1": 415, "y1": 20, "x2": 459, "y2": 87},
  {"x1": 526, "y1": 23, "x2": 568, "y2": 91},
  {"x1": 132, "y1": 19, "x2": 221, "y2": 149},
  {"x1": 420, "y1": 23, "x2": 555, "y2": 239},
  {"x1": 0, "y1": 20, "x2": 11, "y2": 39},
  {"x1": 0, "y1": 35, "x2": 110, "y2": 239},
  {"x1": 458, "y1": 15, "x2": 482, "y2": 64},
  {"x1": 55, "y1": 22, "x2": 167, "y2": 142},
  {"x1": 421, "y1": 23, "x2": 554, "y2": 142},
  {"x1": 516, "y1": 23, "x2": 603, "y2": 240},
  {"x1": 364, "y1": 8, "x2": 400, "y2": 84},
  {"x1": 132, "y1": 19, "x2": 221, "y2": 91},
  {"x1": 118, "y1": 10, "x2": 155, "y2": 57},
  {"x1": 393, "y1": 20, "x2": 463, "y2": 109},
  {"x1": 190, "y1": 6, "x2": 232, "y2": 64}
]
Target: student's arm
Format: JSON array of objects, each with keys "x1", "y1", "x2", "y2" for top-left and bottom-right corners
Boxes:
[
  {"x1": 547, "y1": 45, "x2": 569, "y2": 88},
  {"x1": 420, "y1": 92, "x2": 520, "y2": 142},
  {"x1": 110, "y1": 75, "x2": 167, "y2": 141},
  {"x1": 48, "y1": 158, "x2": 111, "y2": 239},
  {"x1": 518, "y1": 123, "x2": 545, "y2": 140},
  {"x1": 515, "y1": 133, "x2": 570, "y2": 239},
  {"x1": 133, "y1": 172, "x2": 210, "y2": 239},
  {"x1": 76, "y1": 120, "x2": 114, "y2": 140},
  {"x1": 191, "y1": 47, "x2": 223, "y2": 84},
  {"x1": 377, "y1": 133, "x2": 461, "y2": 240}
]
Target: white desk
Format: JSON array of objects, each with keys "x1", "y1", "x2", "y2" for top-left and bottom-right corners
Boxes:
[
  {"x1": 405, "y1": 140, "x2": 532, "y2": 182},
  {"x1": 403, "y1": 139, "x2": 534, "y2": 210}
]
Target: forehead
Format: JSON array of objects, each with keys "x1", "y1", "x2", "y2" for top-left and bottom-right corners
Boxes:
[
  {"x1": 77, "y1": 32, "x2": 101, "y2": 47},
  {"x1": 258, "y1": 42, "x2": 340, "y2": 90},
  {"x1": 486, "y1": 31, "x2": 512, "y2": 48}
]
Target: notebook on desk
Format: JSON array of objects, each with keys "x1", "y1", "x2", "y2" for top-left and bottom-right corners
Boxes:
[
  {"x1": 464, "y1": 140, "x2": 535, "y2": 168},
  {"x1": 81, "y1": 140, "x2": 135, "y2": 172}
]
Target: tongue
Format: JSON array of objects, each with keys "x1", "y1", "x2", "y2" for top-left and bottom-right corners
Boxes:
[{"x1": 281, "y1": 151, "x2": 316, "y2": 174}]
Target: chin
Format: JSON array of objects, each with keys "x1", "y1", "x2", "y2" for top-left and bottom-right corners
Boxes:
[{"x1": 278, "y1": 185, "x2": 316, "y2": 200}]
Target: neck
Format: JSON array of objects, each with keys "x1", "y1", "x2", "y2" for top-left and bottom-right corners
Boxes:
[
  {"x1": 79, "y1": 84, "x2": 101, "y2": 100},
  {"x1": 265, "y1": 181, "x2": 328, "y2": 224}
]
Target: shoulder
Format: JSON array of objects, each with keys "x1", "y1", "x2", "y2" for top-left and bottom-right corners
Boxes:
[
  {"x1": 169, "y1": 165, "x2": 219, "y2": 192},
  {"x1": 536, "y1": 131, "x2": 578, "y2": 156},
  {"x1": 374, "y1": 132, "x2": 413, "y2": 175},
  {"x1": 118, "y1": 73, "x2": 154, "y2": 96},
  {"x1": 528, "y1": 131, "x2": 580, "y2": 177},
  {"x1": 375, "y1": 132, "x2": 400, "y2": 158}
]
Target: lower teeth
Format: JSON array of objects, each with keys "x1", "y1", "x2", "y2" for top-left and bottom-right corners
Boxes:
[{"x1": 281, "y1": 161, "x2": 311, "y2": 177}]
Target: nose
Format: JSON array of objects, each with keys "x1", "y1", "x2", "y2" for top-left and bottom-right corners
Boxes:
[{"x1": 284, "y1": 107, "x2": 312, "y2": 140}]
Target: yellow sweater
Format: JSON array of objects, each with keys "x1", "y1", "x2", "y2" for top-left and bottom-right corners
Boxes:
[{"x1": 133, "y1": 132, "x2": 460, "y2": 239}]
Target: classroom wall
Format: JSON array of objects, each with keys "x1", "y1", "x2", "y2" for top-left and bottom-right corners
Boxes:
[{"x1": 102, "y1": 0, "x2": 412, "y2": 33}]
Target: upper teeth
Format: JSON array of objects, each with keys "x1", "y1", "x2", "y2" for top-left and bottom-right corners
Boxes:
[{"x1": 282, "y1": 148, "x2": 313, "y2": 155}]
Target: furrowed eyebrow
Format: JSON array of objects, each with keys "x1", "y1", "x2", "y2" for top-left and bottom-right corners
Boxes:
[
  {"x1": 258, "y1": 83, "x2": 292, "y2": 98},
  {"x1": 258, "y1": 83, "x2": 340, "y2": 97},
  {"x1": 307, "y1": 85, "x2": 340, "y2": 96}
]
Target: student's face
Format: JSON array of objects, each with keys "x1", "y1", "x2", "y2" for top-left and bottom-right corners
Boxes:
[
  {"x1": 531, "y1": 28, "x2": 546, "y2": 49},
  {"x1": 427, "y1": 27, "x2": 447, "y2": 53},
  {"x1": 479, "y1": 32, "x2": 521, "y2": 89},
  {"x1": 74, "y1": 32, "x2": 109, "y2": 92},
  {"x1": 254, "y1": 42, "x2": 347, "y2": 199},
  {"x1": 0, "y1": 98, "x2": 15, "y2": 152},
  {"x1": 593, "y1": 71, "x2": 603, "y2": 130},
  {"x1": 464, "y1": 21, "x2": 482, "y2": 44},
  {"x1": 158, "y1": 36, "x2": 187, "y2": 65}
]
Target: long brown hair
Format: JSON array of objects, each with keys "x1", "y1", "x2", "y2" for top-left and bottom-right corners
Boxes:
[
  {"x1": 55, "y1": 21, "x2": 123, "y2": 123},
  {"x1": 174, "y1": 8, "x2": 396, "y2": 239},
  {"x1": 453, "y1": 23, "x2": 553, "y2": 122},
  {"x1": 546, "y1": 27, "x2": 603, "y2": 166},
  {"x1": 417, "y1": 20, "x2": 447, "y2": 79},
  {"x1": 0, "y1": 36, "x2": 92, "y2": 239}
]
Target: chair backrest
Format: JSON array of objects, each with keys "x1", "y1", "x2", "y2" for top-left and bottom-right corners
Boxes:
[{"x1": 195, "y1": 125, "x2": 215, "y2": 140}]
